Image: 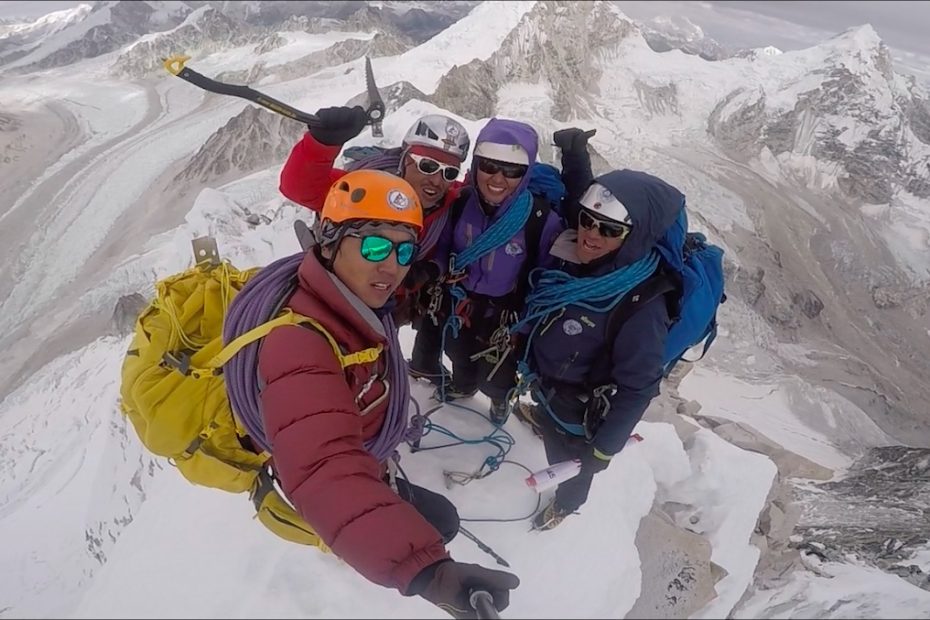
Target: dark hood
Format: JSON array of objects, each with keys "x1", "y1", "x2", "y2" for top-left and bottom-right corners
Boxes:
[{"x1": 594, "y1": 169, "x2": 686, "y2": 269}]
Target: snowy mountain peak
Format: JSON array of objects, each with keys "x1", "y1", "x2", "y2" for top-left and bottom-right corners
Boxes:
[
  {"x1": 707, "y1": 19, "x2": 930, "y2": 206},
  {"x1": 431, "y1": 0, "x2": 638, "y2": 121},
  {"x1": 817, "y1": 22, "x2": 894, "y2": 81},
  {"x1": 0, "y1": 2, "x2": 93, "y2": 37},
  {"x1": 832, "y1": 23, "x2": 884, "y2": 53}
]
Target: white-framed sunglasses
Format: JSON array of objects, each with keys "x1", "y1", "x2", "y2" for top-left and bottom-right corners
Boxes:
[{"x1": 408, "y1": 153, "x2": 461, "y2": 182}]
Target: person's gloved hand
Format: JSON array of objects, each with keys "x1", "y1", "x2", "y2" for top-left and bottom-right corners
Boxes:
[
  {"x1": 308, "y1": 106, "x2": 369, "y2": 146},
  {"x1": 416, "y1": 560, "x2": 520, "y2": 619},
  {"x1": 402, "y1": 260, "x2": 441, "y2": 291},
  {"x1": 552, "y1": 127, "x2": 596, "y2": 155},
  {"x1": 580, "y1": 446, "x2": 612, "y2": 476}
]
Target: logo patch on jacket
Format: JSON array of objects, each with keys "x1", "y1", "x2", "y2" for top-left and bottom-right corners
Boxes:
[
  {"x1": 562, "y1": 319, "x2": 583, "y2": 336},
  {"x1": 505, "y1": 242, "x2": 524, "y2": 257}
]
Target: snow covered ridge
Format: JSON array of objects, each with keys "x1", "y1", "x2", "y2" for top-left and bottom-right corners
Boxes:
[{"x1": 0, "y1": 0, "x2": 479, "y2": 75}]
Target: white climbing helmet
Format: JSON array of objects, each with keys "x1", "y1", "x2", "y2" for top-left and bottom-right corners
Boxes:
[
  {"x1": 579, "y1": 182, "x2": 633, "y2": 225},
  {"x1": 401, "y1": 114, "x2": 471, "y2": 163}
]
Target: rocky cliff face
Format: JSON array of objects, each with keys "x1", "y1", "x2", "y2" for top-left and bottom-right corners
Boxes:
[
  {"x1": 248, "y1": 32, "x2": 412, "y2": 85},
  {"x1": 171, "y1": 105, "x2": 305, "y2": 186},
  {"x1": 114, "y1": 6, "x2": 255, "y2": 79},
  {"x1": 794, "y1": 446, "x2": 930, "y2": 590}
]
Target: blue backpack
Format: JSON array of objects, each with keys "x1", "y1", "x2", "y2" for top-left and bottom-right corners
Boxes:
[
  {"x1": 527, "y1": 163, "x2": 567, "y2": 215},
  {"x1": 657, "y1": 209, "x2": 726, "y2": 375},
  {"x1": 608, "y1": 208, "x2": 726, "y2": 377}
]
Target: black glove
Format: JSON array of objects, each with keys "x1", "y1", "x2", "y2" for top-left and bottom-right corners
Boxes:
[
  {"x1": 579, "y1": 446, "x2": 612, "y2": 476},
  {"x1": 402, "y1": 260, "x2": 441, "y2": 291},
  {"x1": 308, "y1": 106, "x2": 369, "y2": 146},
  {"x1": 414, "y1": 560, "x2": 520, "y2": 619},
  {"x1": 553, "y1": 127, "x2": 596, "y2": 156}
]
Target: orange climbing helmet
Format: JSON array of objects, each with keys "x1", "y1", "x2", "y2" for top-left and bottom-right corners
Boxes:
[{"x1": 321, "y1": 170, "x2": 423, "y2": 231}]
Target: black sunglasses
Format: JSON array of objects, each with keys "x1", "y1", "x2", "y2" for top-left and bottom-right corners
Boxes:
[
  {"x1": 579, "y1": 209, "x2": 632, "y2": 240},
  {"x1": 409, "y1": 153, "x2": 460, "y2": 182},
  {"x1": 476, "y1": 156, "x2": 528, "y2": 179}
]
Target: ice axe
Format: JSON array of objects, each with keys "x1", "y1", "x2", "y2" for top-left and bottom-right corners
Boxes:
[
  {"x1": 162, "y1": 54, "x2": 385, "y2": 136},
  {"x1": 469, "y1": 590, "x2": 500, "y2": 620},
  {"x1": 458, "y1": 526, "x2": 510, "y2": 568}
]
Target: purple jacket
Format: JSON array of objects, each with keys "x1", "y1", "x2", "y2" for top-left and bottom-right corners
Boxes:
[{"x1": 432, "y1": 118, "x2": 563, "y2": 299}]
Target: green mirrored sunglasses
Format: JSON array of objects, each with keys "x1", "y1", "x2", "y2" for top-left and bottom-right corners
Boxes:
[{"x1": 346, "y1": 233, "x2": 418, "y2": 266}]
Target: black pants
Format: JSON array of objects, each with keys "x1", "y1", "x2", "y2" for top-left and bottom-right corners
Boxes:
[
  {"x1": 536, "y1": 391, "x2": 595, "y2": 513},
  {"x1": 410, "y1": 311, "x2": 444, "y2": 375},
  {"x1": 443, "y1": 302, "x2": 519, "y2": 403},
  {"x1": 396, "y1": 477, "x2": 460, "y2": 544}
]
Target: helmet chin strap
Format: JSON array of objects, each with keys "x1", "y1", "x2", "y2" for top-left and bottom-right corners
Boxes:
[{"x1": 397, "y1": 146, "x2": 411, "y2": 177}]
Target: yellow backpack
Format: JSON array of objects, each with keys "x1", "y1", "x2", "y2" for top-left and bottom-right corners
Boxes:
[{"x1": 119, "y1": 238, "x2": 381, "y2": 549}]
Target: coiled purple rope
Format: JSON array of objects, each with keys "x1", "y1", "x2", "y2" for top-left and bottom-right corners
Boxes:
[
  {"x1": 222, "y1": 252, "x2": 417, "y2": 462},
  {"x1": 223, "y1": 253, "x2": 303, "y2": 452},
  {"x1": 344, "y1": 146, "x2": 403, "y2": 174},
  {"x1": 376, "y1": 312, "x2": 416, "y2": 460}
]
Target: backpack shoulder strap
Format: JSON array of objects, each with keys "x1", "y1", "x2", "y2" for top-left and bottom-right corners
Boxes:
[
  {"x1": 603, "y1": 270, "x2": 678, "y2": 362},
  {"x1": 203, "y1": 310, "x2": 382, "y2": 375},
  {"x1": 511, "y1": 194, "x2": 552, "y2": 305}
]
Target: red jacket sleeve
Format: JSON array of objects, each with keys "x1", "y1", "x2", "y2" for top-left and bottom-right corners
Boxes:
[
  {"x1": 258, "y1": 325, "x2": 449, "y2": 592},
  {"x1": 279, "y1": 131, "x2": 347, "y2": 211}
]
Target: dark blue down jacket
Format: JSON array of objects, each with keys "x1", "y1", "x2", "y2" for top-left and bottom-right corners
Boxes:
[{"x1": 529, "y1": 169, "x2": 685, "y2": 455}]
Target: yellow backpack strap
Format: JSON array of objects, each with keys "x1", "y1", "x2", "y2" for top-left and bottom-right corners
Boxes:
[
  {"x1": 190, "y1": 309, "x2": 382, "y2": 377},
  {"x1": 291, "y1": 312, "x2": 383, "y2": 368}
]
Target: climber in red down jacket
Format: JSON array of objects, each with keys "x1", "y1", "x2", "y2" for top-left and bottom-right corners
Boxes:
[
  {"x1": 259, "y1": 169, "x2": 518, "y2": 617},
  {"x1": 279, "y1": 106, "x2": 473, "y2": 386}
]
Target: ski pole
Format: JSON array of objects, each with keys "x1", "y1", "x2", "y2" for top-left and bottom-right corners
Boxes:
[
  {"x1": 469, "y1": 590, "x2": 500, "y2": 620},
  {"x1": 458, "y1": 526, "x2": 510, "y2": 568}
]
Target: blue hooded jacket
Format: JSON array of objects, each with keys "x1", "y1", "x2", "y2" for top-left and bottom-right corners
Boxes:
[
  {"x1": 432, "y1": 118, "x2": 564, "y2": 300},
  {"x1": 530, "y1": 169, "x2": 685, "y2": 455}
]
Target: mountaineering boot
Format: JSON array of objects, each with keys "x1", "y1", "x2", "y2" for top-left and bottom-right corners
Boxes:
[
  {"x1": 408, "y1": 361, "x2": 451, "y2": 388},
  {"x1": 512, "y1": 402, "x2": 544, "y2": 438},
  {"x1": 489, "y1": 399, "x2": 509, "y2": 426},
  {"x1": 532, "y1": 498, "x2": 574, "y2": 531},
  {"x1": 431, "y1": 384, "x2": 479, "y2": 403}
]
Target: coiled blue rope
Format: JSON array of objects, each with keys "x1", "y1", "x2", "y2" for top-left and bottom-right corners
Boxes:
[
  {"x1": 449, "y1": 190, "x2": 533, "y2": 273},
  {"x1": 505, "y1": 251, "x2": 662, "y2": 412},
  {"x1": 511, "y1": 250, "x2": 661, "y2": 334}
]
